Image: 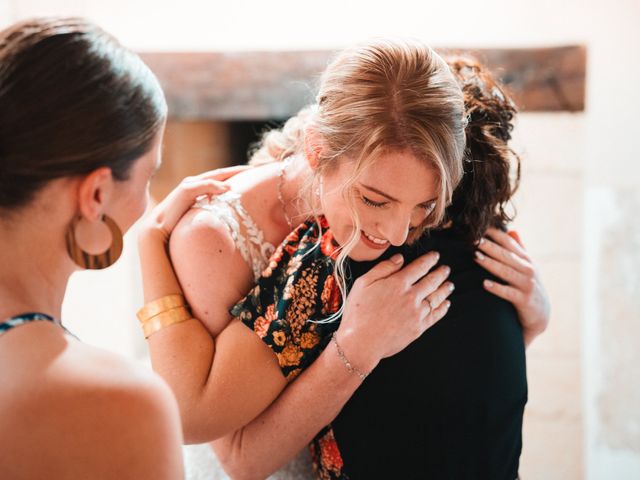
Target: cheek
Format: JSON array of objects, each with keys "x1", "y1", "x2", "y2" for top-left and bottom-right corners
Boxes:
[
  {"x1": 131, "y1": 184, "x2": 150, "y2": 220},
  {"x1": 411, "y1": 208, "x2": 429, "y2": 227},
  {"x1": 320, "y1": 191, "x2": 355, "y2": 241},
  {"x1": 114, "y1": 182, "x2": 149, "y2": 232}
]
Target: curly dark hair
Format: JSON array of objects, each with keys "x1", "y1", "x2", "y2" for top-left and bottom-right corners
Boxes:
[{"x1": 443, "y1": 56, "x2": 521, "y2": 243}]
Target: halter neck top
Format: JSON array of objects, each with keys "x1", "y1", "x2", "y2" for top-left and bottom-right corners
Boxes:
[{"x1": 0, "y1": 313, "x2": 59, "y2": 336}]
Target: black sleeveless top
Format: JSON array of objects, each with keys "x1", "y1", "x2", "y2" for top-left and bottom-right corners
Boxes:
[{"x1": 330, "y1": 227, "x2": 527, "y2": 479}]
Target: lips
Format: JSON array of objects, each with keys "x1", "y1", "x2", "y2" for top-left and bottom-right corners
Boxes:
[{"x1": 360, "y1": 230, "x2": 390, "y2": 250}]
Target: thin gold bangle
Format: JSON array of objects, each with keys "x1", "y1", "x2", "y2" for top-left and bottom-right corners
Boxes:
[{"x1": 137, "y1": 294, "x2": 186, "y2": 323}]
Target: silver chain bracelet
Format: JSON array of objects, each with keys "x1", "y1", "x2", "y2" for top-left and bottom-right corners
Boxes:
[{"x1": 331, "y1": 331, "x2": 369, "y2": 381}]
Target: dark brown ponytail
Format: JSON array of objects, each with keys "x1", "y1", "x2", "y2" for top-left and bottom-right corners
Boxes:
[
  {"x1": 0, "y1": 17, "x2": 166, "y2": 211},
  {"x1": 443, "y1": 56, "x2": 521, "y2": 242}
]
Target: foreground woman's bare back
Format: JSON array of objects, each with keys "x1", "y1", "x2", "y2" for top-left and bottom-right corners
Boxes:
[{"x1": 0, "y1": 321, "x2": 184, "y2": 480}]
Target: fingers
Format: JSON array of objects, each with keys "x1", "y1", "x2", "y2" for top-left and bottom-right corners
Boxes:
[
  {"x1": 180, "y1": 178, "x2": 230, "y2": 198},
  {"x1": 477, "y1": 236, "x2": 534, "y2": 276},
  {"x1": 413, "y1": 265, "x2": 451, "y2": 301},
  {"x1": 196, "y1": 165, "x2": 252, "y2": 182},
  {"x1": 155, "y1": 179, "x2": 231, "y2": 233},
  {"x1": 484, "y1": 228, "x2": 530, "y2": 261},
  {"x1": 360, "y1": 254, "x2": 405, "y2": 284},
  {"x1": 422, "y1": 298, "x2": 451, "y2": 329},
  {"x1": 482, "y1": 279, "x2": 523, "y2": 304},
  {"x1": 424, "y1": 281, "x2": 455, "y2": 311},
  {"x1": 474, "y1": 249, "x2": 532, "y2": 289},
  {"x1": 507, "y1": 230, "x2": 523, "y2": 247},
  {"x1": 394, "y1": 251, "x2": 441, "y2": 285}
]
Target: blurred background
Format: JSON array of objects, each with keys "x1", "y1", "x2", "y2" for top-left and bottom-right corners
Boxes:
[{"x1": 2, "y1": 1, "x2": 638, "y2": 478}]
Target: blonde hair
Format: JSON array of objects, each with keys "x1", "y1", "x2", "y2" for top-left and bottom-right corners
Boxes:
[{"x1": 251, "y1": 39, "x2": 466, "y2": 322}]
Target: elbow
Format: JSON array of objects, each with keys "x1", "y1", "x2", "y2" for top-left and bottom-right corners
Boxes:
[
  {"x1": 180, "y1": 410, "x2": 217, "y2": 445},
  {"x1": 220, "y1": 461, "x2": 263, "y2": 480},
  {"x1": 179, "y1": 402, "x2": 230, "y2": 444},
  {"x1": 182, "y1": 422, "x2": 208, "y2": 446},
  {"x1": 176, "y1": 399, "x2": 213, "y2": 444},
  {"x1": 214, "y1": 436, "x2": 267, "y2": 480}
]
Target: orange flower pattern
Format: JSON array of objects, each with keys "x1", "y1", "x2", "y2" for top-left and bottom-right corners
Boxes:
[
  {"x1": 231, "y1": 217, "x2": 342, "y2": 379},
  {"x1": 310, "y1": 426, "x2": 349, "y2": 480},
  {"x1": 231, "y1": 217, "x2": 349, "y2": 478}
]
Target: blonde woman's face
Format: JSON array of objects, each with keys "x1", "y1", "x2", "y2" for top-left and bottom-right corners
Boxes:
[{"x1": 320, "y1": 149, "x2": 439, "y2": 262}]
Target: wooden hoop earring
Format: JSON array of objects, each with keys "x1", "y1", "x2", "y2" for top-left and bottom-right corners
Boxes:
[{"x1": 66, "y1": 215, "x2": 123, "y2": 270}]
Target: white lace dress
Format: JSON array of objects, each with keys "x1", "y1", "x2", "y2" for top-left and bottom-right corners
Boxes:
[{"x1": 183, "y1": 191, "x2": 316, "y2": 480}]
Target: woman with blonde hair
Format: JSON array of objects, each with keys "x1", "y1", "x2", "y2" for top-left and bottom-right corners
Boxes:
[
  {"x1": 208, "y1": 57, "x2": 548, "y2": 480},
  {"x1": 308, "y1": 57, "x2": 549, "y2": 479},
  {"x1": 137, "y1": 38, "x2": 464, "y2": 467}
]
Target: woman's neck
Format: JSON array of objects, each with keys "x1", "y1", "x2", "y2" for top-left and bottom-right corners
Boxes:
[
  {"x1": 278, "y1": 154, "x2": 315, "y2": 227},
  {"x1": 229, "y1": 155, "x2": 314, "y2": 234},
  {"x1": 0, "y1": 212, "x2": 74, "y2": 321}
]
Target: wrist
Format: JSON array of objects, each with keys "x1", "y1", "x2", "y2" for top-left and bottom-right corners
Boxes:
[
  {"x1": 523, "y1": 316, "x2": 548, "y2": 336},
  {"x1": 138, "y1": 226, "x2": 169, "y2": 249},
  {"x1": 522, "y1": 320, "x2": 547, "y2": 347},
  {"x1": 333, "y1": 327, "x2": 379, "y2": 375}
]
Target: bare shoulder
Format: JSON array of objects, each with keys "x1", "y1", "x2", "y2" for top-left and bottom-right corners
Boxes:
[
  {"x1": 0, "y1": 325, "x2": 183, "y2": 479},
  {"x1": 169, "y1": 204, "x2": 255, "y2": 336},
  {"x1": 171, "y1": 205, "x2": 238, "y2": 256},
  {"x1": 51, "y1": 339, "x2": 178, "y2": 411}
]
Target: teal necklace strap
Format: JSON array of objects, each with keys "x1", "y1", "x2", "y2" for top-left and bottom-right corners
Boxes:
[{"x1": 0, "y1": 312, "x2": 77, "y2": 339}]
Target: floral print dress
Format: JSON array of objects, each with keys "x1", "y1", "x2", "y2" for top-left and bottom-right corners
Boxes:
[{"x1": 231, "y1": 217, "x2": 349, "y2": 479}]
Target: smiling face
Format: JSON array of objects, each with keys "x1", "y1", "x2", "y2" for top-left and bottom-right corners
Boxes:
[{"x1": 320, "y1": 149, "x2": 439, "y2": 262}]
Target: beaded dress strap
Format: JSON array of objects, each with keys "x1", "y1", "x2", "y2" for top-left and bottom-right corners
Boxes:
[{"x1": 195, "y1": 191, "x2": 276, "y2": 281}]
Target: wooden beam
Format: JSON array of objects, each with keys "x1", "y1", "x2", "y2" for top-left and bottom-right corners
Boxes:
[
  {"x1": 140, "y1": 46, "x2": 586, "y2": 120},
  {"x1": 443, "y1": 46, "x2": 586, "y2": 113}
]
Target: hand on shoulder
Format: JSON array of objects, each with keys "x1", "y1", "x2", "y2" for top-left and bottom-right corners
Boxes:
[{"x1": 475, "y1": 227, "x2": 551, "y2": 347}]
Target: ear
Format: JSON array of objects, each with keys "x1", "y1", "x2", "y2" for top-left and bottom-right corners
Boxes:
[
  {"x1": 303, "y1": 125, "x2": 324, "y2": 170},
  {"x1": 76, "y1": 167, "x2": 114, "y2": 221}
]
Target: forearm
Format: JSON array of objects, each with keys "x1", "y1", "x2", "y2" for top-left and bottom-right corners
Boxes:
[
  {"x1": 145, "y1": 319, "x2": 220, "y2": 442},
  {"x1": 138, "y1": 231, "x2": 225, "y2": 441},
  {"x1": 214, "y1": 338, "x2": 365, "y2": 479},
  {"x1": 139, "y1": 230, "x2": 184, "y2": 302}
]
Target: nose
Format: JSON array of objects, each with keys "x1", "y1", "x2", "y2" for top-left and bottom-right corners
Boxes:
[{"x1": 380, "y1": 214, "x2": 411, "y2": 247}]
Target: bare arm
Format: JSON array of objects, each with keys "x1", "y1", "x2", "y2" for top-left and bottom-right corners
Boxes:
[
  {"x1": 214, "y1": 253, "x2": 454, "y2": 479},
  {"x1": 213, "y1": 338, "x2": 361, "y2": 480},
  {"x1": 138, "y1": 171, "x2": 287, "y2": 443},
  {"x1": 474, "y1": 227, "x2": 551, "y2": 348},
  {"x1": 169, "y1": 207, "x2": 252, "y2": 337}
]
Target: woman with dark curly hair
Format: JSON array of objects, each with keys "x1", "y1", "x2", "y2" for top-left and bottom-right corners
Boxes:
[{"x1": 312, "y1": 57, "x2": 551, "y2": 480}]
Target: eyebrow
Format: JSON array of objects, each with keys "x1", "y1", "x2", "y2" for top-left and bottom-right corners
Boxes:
[
  {"x1": 359, "y1": 183, "x2": 437, "y2": 206},
  {"x1": 360, "y1": 183, "x2": 399, "y2": 202}
]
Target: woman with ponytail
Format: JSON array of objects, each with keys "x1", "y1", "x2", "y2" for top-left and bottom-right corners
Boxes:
[{"x1": 0, "y1": 17, "x2": 193, "y2": 479}]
